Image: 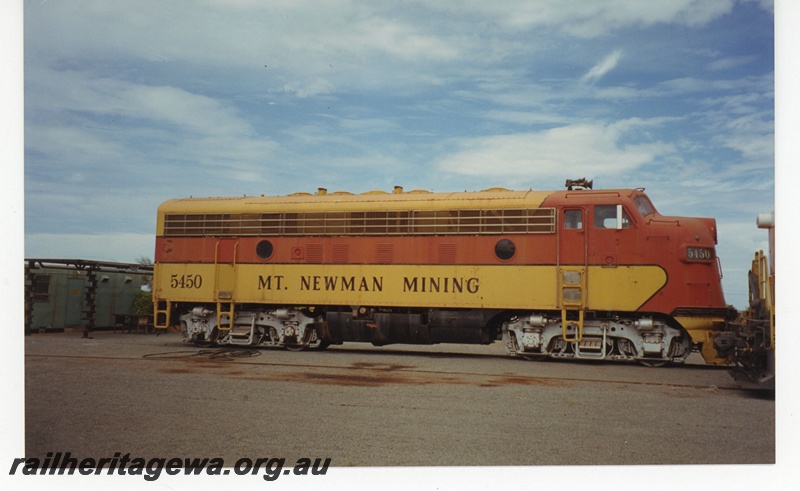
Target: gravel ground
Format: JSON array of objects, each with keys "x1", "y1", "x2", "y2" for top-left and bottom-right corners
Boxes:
[{"x1": 17, "y1": 330, "x2": 778, "y2": 487}]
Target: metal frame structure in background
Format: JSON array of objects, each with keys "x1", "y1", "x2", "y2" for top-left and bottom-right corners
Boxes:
[{"x1": 24, "y1": 258, "x2": 154, "y2": 337}]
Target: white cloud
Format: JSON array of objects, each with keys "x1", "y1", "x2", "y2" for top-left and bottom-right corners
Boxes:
[
  {"x1": 483, "y1": 110, "x2": 574, "y2": 126},
  {"x1": 707, "y1": 55, "x2": 759, "y2": 71},
  {"x1": 419, "y1": 0, "x2": 738, "y2": 37},
  {"x1": 26, "y1": 66, "x2": 256, "y2": 138},
  {"x1": 582, "y1": 50, "x2": 623, "y2": 84},
  {"x1": 25, "y1": 1, "x2": 464, "y2": 86},
  {"x1": 173, "y1": 134, "x2": 278, "y2": 177},
  {"x1": 437, "y1": 120, "x2": 674, "y2": 180},
  {"x1": 25, "y1": 65, "x2": 280, "y2": 187},
  {"x1": 282, "y1": 78, "x2": 336, "y2": 98},
  {"x1": 352, "y1": 18, "x2": 463, "y2": 61},
  {"x1": 23, "y1": 0, "x2": 754, "y2": 98},
  {"x1": 122, "y1": 85, "x2": 255, "y2": 137},
  {"x1": 28, "y1": 125, "x2": 125, "y2": 163}
]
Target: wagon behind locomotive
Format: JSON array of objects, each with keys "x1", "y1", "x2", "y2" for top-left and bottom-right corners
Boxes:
[{"x1": 24, "y1": 259, "x2": 149, "y2": 333}]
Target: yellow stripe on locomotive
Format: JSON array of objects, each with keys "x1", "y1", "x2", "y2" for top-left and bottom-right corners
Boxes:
[{"x1": 154, "y1": 263, "x2": 668, "y2": 311}]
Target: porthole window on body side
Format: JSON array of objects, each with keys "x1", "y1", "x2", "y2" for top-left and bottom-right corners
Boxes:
[
  {"x1": 495, "y1": 239, "x2": 516, "y2": 261},
  {"x1": 256, "y1": 240, "x2": 274, "y2": 260}
]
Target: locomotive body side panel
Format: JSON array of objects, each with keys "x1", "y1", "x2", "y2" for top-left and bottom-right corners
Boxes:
[{"x1": 153, "y1": 262, "x2": 668, "y2": 311}]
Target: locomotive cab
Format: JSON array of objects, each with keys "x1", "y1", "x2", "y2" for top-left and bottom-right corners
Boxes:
[{"x1": 531, "y1": 185, "x2": 729, "y2": 364}]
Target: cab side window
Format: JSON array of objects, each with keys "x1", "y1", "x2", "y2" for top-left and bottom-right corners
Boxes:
[
  {"x1": 563, "y1": 209, "x2": 583, "y2": 230},
  {"x1": 594, "y1": 205, "x2": 631, "y2": 229}
]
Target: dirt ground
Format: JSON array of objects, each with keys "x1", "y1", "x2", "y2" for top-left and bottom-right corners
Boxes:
[{"x1": 14, "y1": 330, "x2": 779, "y2": 488}]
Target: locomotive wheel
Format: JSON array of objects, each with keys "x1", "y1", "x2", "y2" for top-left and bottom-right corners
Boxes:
[
  {"x1": 521, "y1": 354, "x2": 547, "y2": 361},
  {"x1": 638, "y1": 359, "x2": 668, "y2": 368},
  {"x1": 284, "y1": 326, "x2": 329, "y2": 351},
  {"x1": 285, "y1": 340, "x2": 330, "y2": 351},
  {"x1": 183, "y1": 323, "x2": 219, "y2": 346}
]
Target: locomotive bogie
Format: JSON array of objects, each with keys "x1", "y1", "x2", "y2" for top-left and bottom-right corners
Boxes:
[
  {"x1": 502, "y1": 313, "x2": 692, "y2": 364},
  {"x1": 180, "y1": 307, "x2": 324, "y2": 349}
]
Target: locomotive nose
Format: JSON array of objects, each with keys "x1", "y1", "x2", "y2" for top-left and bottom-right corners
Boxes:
[{"x1": 700, "y1": 217, "x2": 718, "y2": 244}]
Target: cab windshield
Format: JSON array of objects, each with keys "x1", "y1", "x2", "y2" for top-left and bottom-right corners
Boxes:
[{"x1": 633, "y1": 195, "x2": 656, "y2": 217}]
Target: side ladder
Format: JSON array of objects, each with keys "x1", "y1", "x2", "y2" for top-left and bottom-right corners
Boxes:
[
  {"x1": 154, "y1": 299, "x2": 171, "y2": 330},
  {"x1": 559, "y1": 266, "x2": 586, "y2": 342},
  {"x1": 216, "y1": 302, "x2": 234, "y2": 331},
  {"x1": 214, "y1": 240, "x2": 238, "y2": 332}
]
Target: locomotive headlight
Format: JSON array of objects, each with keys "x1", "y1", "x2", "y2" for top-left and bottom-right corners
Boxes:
[{"x1": 685, "y1": 247, "x2": 715, "y2": 262}]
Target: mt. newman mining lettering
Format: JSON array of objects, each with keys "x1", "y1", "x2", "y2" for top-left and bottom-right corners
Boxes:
[
  {"x1": 256, "y1": 275, "x2": 480, "y2": 294},
  {"x1": 402, "y1": 276, "x2": 479, "y2": 294},
  {"x1": 300, "y1": 275, "x2": 383, "y2": 292}
]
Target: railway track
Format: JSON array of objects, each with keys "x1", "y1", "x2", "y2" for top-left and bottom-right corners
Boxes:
[{"x1": 26, "y1": 344, "x2": 745, "y2": 393}]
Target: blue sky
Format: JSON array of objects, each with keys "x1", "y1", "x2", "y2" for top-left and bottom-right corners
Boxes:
[{"x1": 20, "y1": 0, "x2": 777, "y2": 309}]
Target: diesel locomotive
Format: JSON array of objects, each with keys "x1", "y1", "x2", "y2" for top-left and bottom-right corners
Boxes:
[{"x1": 152, "y1": 179, "x2": 733, "y2": 366}]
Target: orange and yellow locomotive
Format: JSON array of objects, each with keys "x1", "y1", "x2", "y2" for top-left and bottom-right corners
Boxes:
[{"x1": 153, "y1": 179, "x2": 732, "y2": 365}]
